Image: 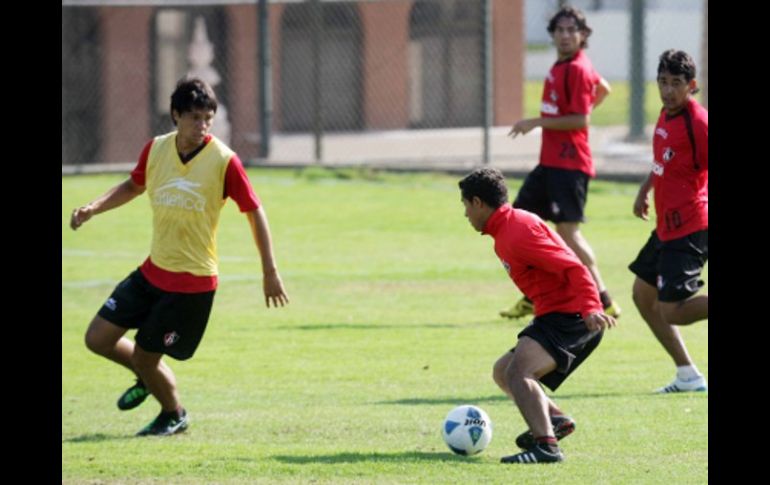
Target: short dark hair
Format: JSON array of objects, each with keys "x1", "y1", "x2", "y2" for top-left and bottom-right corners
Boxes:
[
  {"x1": 547, "y1": 6, "x2": 592, "y2": 49},
  {"x1": 458, "y1": 167, "x2": 509, "y2": 209},
  {"x1": 657, "y1": 49, "x2": 697, "y2": 82},
  {"x1": 170, "y1": 77, "x2": 218, "y2": 125}
]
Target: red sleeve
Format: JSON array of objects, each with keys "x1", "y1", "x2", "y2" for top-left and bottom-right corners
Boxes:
[
  {"x1": 224, "y1": 155, "x2": 260, "y2": 212},
  {"x1": 130, "y1": 140, "x2": 153, "y2": 186},
  {"x1": 517, "y1": 223, "x2": 602, "y2": 318},
  {"x1": 567, "y1": 65, "x2": 597, "y2": 115}
]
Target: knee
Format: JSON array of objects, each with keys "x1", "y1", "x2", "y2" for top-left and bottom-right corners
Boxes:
[
  {"x1": 659, "y1": 302, "x2": 682, "y2": 324},
  {"x1": 504, "y1": 363, "x2": 527, "y2": 387},
  {"x1": 84, "y1": 328, "x2": 108, "y2": 356},
  {"x1": 492, "y1": 360, "x2": 507, "y2": 388}
]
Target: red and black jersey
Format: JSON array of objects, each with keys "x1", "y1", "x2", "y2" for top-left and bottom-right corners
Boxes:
[
  {"x1": 539, "y1": 49, "x2": 602, "y2": 177},
  {"x1": 482, "y1": 205, "x2": 602, "y2": 319},
  {"x1": 651, "y1": 97, "x2": 708, "y2": 241}
]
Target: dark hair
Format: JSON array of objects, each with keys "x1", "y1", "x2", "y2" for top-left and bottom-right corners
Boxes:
[
  {"x1": 458, "y1": 167, "x2": 509, "y2": 209},
  {"x1": 170, "y1": 77, "x2": 218, "y2": 125},
  {"x1": 547, "y1": 6, "x2": 592, "y2": 49},
  {"x1": 657, "y1": 49, "x2": 697, "y2": 82}
]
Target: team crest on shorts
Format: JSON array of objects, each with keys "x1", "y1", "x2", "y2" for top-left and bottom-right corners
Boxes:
[
  {"x1": 163, "y1": 331, "x2": 180, "y2": 347},
  {"x1": 663, "y1": 147, "x2": 675, "y2": 162}
]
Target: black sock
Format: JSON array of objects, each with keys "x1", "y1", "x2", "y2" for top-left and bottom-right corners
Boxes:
[
  {"x1": 599, "y1": 290, "x2": 612, "y2": 309},
  {"x1": 160, "y1": 407, "x2": 184, "y2": 420}
]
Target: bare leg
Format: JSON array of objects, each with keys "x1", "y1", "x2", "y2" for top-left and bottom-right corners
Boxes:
[
  {"x1": 494, "y1": 351, "x2": 565, "y2": 417},
  {"x1": 84, "y1": 315, "x2": 137, "y2": 372},
  {"x1": 659, "y1": 295, "x2": 708, "y2": 326},
  {"x1": 505, "y1": 337, "x2": 558, "y2": 439},
  {"x1": 632, "y1": 277, "x2": 693, "y2": 366},
  {"x1": 131, "y1": 345, "x2": 181, "y2": 413},
  {"x1": 85, "y1": 315, "x2": 177, "y2": 387},
  {"x1": 556, "y1": 222, "x2": 607, "y2": 292}
]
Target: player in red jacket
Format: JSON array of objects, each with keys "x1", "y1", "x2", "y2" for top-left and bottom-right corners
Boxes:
[
  {"x1": 459, "y1": 167, "x2": 616, "y2": 464},
  {"x1": 629, "y1": 50, "x2": 708, "y2": 393}
]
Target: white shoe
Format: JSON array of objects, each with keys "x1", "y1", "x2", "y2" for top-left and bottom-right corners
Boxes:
[{"x1": 655, "y1": 375, "x2": 708, "y2": 394}]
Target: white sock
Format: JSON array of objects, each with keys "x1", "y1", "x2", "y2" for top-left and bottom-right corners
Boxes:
[{"x1": 676, "y1": 365, "x2": 701, "y2": 381}]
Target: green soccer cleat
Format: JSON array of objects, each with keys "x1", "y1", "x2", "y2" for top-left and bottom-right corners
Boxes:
[
  {"x1": 499, "y1": 297, "x2": 534, "y2": 319},
  {"x1": 136, "y1": 409, "x2": 189, "y2": 436},
  {"x1": 117, "y1": 379, "x2": 150, "y2": 411}
]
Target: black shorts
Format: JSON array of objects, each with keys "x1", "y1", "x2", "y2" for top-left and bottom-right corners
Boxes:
[
  {"x1": 628, "y1": 229, "x2": 708, "y2": 302},
  {"x1": 510, "y1": 312, "x2": 603, "y2": 391},
  {"x1": 513, "y1": 165, "x2": 589, "y2": 223},
  {"x1": 97, "y1": 269, "x2": 216, "y2": 360}
]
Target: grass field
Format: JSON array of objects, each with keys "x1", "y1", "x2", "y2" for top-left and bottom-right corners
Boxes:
[
  {"x1": 62, "y1": 169, "x2": 707, "y2": 484},
  {"x1": 524, "y1": 80, "x2": 699, "y2": 126}
]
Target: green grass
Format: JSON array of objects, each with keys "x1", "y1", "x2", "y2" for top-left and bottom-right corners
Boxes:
[
  {"x1": 524, "y1": 80, "x2": 706, "y2": 126},
  {"x1": 62, "y1": 169, "x2": 707, "y2": 484}
]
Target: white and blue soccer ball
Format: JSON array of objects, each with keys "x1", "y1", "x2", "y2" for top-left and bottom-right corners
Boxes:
[{"x1": 442, "y1": 404, "x2": 493, "y2": 455}]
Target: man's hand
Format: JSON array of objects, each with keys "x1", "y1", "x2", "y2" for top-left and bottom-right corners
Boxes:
[
  {"x1": 70, "y1": 205, "x2": 94, "y2": 230},
  {"x1": 508, "y1": 118, "x2": 539, "y2": 139},
  {"x1": 585, "y1": 312, "x2": 616, "y2": 332},
  {"x1": 263, "y1": 270, "x2": 289, "y2": 308},
  {"x1": 633, "y1": 190, "x2": 650, "y2": 220}
]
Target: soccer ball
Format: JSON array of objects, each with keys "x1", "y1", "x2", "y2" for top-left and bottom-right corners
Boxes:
[{"x1": 442, "y1": 405, "x2": 493, "y2": 455}]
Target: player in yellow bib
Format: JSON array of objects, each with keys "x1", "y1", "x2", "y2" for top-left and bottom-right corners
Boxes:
[{"x1": 70, "y1": 77, "x2": 289, "y2": 436}]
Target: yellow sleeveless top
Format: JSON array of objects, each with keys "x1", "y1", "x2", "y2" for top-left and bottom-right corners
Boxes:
[{"x1": 145, "y1": 133, "x2": 233, "y2": 276}]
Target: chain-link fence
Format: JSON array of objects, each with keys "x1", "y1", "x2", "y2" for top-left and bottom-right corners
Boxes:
[{"x1": 62, "y1": 0, "x2": 706, "y2": 171}]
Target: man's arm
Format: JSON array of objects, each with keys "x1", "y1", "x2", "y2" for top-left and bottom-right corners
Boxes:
[
  {"x1": 633, "y1": 172, "x2": 655, "y2": 221},
  {"x1": 245, "y1": 207, "x2": 289, "y2": 308},
  {"x1": 593, "y1": 77, "x2": 611, "y2": 108},
  {"x1": 70, "y1": 178, "x2": 145, "y2": 230},
  {"x1": 508, "y1": 114, "x2": 589, "y2": 138}
]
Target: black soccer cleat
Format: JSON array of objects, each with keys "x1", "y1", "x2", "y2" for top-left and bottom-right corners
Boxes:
[
  {"x1": 515, "y1": 415, "x2": 575, "y2": 450},
  {"x1": 117, "y1": 379, "x2": 150, "y2": 411},
  {"x1": 136, "y1": 409, "x2": 189, "y2": 436},
  {"x1": 501, "y1": 444, "x2": 564, "y2": 464}
]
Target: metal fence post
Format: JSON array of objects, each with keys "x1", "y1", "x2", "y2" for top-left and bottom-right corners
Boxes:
[
  {"x1": 482, "y1": 0, "x2": 492, "y2": 165},
  {"x1": 311, "y1": 0, "x2": 323, "y2": 163},
  {"x1": 628, "y1": 0, "x2": 646, "y2": 140},
  {"x1": 258, "y1": 0, "x2": 272, "y2": 160}
]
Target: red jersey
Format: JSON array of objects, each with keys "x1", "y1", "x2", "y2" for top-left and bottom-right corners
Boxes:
[
  {"x1": 539, "y1": 49, "x2": 602, "y2": 177},
  {"x1": 651, "y1": 97, "x2": 708, "y2": 241},
  {"x1": 130, "y1": 134, "x2": 261, "y2": 293},
  {"x1": 482, "y1": 205, "x2": 602, "y2": 319}
]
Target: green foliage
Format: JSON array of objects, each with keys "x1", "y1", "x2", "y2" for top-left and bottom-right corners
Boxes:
[{"x1": 62, "y1": 170, "x2": 707, "y2": 483}]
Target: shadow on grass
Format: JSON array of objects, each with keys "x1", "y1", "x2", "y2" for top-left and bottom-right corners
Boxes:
[
  {"x1": 63, "y1": 433, "x2": 134, "y2": 443},
  {"x1": 273, "y1": 451, "x2": 481, "y2": 464},
  {"x1": 553, "y1": 391, "x2": 666, "y2": 400},
  {"x1": 377, "y1": 390, "x2": 658, "y2": 406},
  {"x1": 374, "y1": 395, "x2": 509, "y2": 406},
  {"x1": 272, "y1": 320, "x2": 503, "y2": 331}
]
